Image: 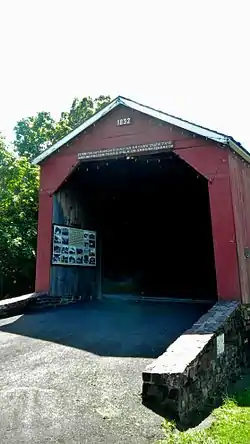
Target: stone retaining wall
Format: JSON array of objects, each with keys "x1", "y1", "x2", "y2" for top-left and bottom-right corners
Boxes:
[
  {"x1": 30, "y1": 293, "x2": 77, "y2": 308},
  {"x1": 0, "y1": 288, "x2": 101, "y2": 318},
  {"x1": 0, "y1": 292, "x2": 93, "y2": 318},
  {"x1": 142, "y1": 301, "x2": 250, "y2": 425},
  {"x1": 0, "y1": 293, "x2": 37, "y2": 318}
]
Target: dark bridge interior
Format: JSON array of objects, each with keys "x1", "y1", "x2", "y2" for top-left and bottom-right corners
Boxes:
[{"x1": 69, "y1": 152, "x2": 217, "y2": 300}]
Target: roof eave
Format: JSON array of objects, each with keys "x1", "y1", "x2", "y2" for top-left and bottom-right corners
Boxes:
[
  {"x1": 119, "y1": 97, "x2": 229, "y2": 144},
  {"x1": 32, "y1": 97, "x2": 121, "y2": 165},
  {"x1": 228, "y1": 139, "x2": 250, "y2": 163}
]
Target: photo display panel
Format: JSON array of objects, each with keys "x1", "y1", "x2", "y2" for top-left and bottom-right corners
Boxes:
[{"x1": 52, "y1": 225, "x2": 96, "y2": 267}]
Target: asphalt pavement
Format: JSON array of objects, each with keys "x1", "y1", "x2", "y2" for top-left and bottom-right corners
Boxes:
[{"x1": 0, "y1": 297, "x2": 210, "y2": 443}]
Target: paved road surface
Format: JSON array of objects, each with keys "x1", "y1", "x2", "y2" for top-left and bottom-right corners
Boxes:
[{"x1": 0, "y1": 298, "x2": 210, "y2": 443}]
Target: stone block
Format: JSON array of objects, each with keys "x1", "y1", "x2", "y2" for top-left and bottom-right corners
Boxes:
[
  {"x1": 168, "y1": 388, "x2": 179, "y2": 401},
  {"x1": 142, "y1": 301, "x2": 248, "y2": 426},
  {"x1": 142, "y1": 372, "x2": 152, "y2": 383}
]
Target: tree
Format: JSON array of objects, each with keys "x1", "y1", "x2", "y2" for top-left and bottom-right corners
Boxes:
[
  {"x1": 57, "y1": 95, "x2": 111, "y2": 133},
  {"x1": 14, "y1": 95, "x2": 111, "y2": 160},
  {"x1": 0, "y1": 135, "x2": 39, "y2": 297},
  {"x1": 14, "y1": 111, "x2": 55, "y2": 160}
]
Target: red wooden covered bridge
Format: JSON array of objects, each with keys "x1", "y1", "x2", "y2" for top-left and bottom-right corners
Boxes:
[{"x1": 33, "y1": 96, "x2": 250, "y2": 304}]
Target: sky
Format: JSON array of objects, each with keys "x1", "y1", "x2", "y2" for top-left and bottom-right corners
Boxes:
[{"x1": 0, "y1": 0, "x2": 250, "y2": 149}]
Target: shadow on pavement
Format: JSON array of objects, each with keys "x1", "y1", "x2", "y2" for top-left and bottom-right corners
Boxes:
[{"x1": 0, "y1": 298, "x2": 211, "y2": 358}]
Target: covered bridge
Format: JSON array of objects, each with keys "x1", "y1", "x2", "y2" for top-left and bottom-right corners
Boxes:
[{"x1": 33, "y1": 96, "x2": 250, "y2": 304}]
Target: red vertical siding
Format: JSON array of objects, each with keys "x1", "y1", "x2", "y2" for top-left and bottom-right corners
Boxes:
[
  {"x1": 176, "y1": 145, "x2": 240, "y2": 300},
  {"x1": 229, "y1": 154, "x2": 250, "y2": 303},
  {"x1": 35, "y1": 154, "x2": 79, "y2": 292},
  {"x1": 35, "y1": 190, "x2": 53, "y2": 292},
  {"x1": 208, "y1": 176, "x2": 240, "y2": 299}
]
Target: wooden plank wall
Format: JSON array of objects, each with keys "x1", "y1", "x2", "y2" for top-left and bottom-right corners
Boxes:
[
  {"x1": 229, "y1": 154, "x2": 250, "y2": 303},
  {"x1": 50, "y1": 186, "x2": 99, "y2": 300},
  {"x1": 176, "y1": 145, "x2": 240, "y2": 300}
]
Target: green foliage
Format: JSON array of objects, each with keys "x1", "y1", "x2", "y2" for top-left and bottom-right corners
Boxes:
[
  {"x1": 0, "y1": 136, "x2": 39, "y2": 297},
  {"x1": 2, "y1": 94, "x2": 111, "y2": 297},
  {"x1": 14, "y1": 95, "x2": 111, "y2": 160},
  {"x1": 159, "y1": 391, "x2": 250, "y2": 444},
  {"x1": 14, "y1": 112, "x2": 55, "y2": 160}
]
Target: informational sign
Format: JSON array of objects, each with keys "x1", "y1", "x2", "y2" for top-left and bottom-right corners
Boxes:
[
  {"x1": 216, "y1": 334, "x2": 225, "y2": 356},
  {"x1": 77, "y1": 141, "x2": 173, "y2": 161},
  {"x1": 52, "y1": 225, "x2": 96, "y2": 267}
]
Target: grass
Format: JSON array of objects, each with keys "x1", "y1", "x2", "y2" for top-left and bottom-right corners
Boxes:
[{"x1": 158, "y1": 389, "x2": 250, "y2": 444}]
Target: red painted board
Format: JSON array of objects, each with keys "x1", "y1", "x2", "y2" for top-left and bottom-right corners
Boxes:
[
  {"x1": 35, "y1": 190, "x2": 53, "y2": 292},
  {"x1": 229, "y1": 154, "x2": 250, "y2": 303},
  {"x1": 175, "y1": 144, "x2": 240, "y2": 301},
  {"x1": 209, "y1": 176, "x2": 240, "y2": 300}
]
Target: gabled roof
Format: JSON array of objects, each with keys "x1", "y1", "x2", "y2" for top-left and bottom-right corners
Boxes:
[{"x1": 32, "y1": 96, "x2": 250, "y2": 165}]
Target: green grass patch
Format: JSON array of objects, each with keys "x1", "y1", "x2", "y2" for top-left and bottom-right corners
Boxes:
[{"x1": 158, "y1": 389, "x2": 250, "y2": 444}]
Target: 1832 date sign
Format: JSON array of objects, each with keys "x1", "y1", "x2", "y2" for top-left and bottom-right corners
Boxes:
[{"x1": 116, "y1": 117, "x2": 132, "y2": 126}]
